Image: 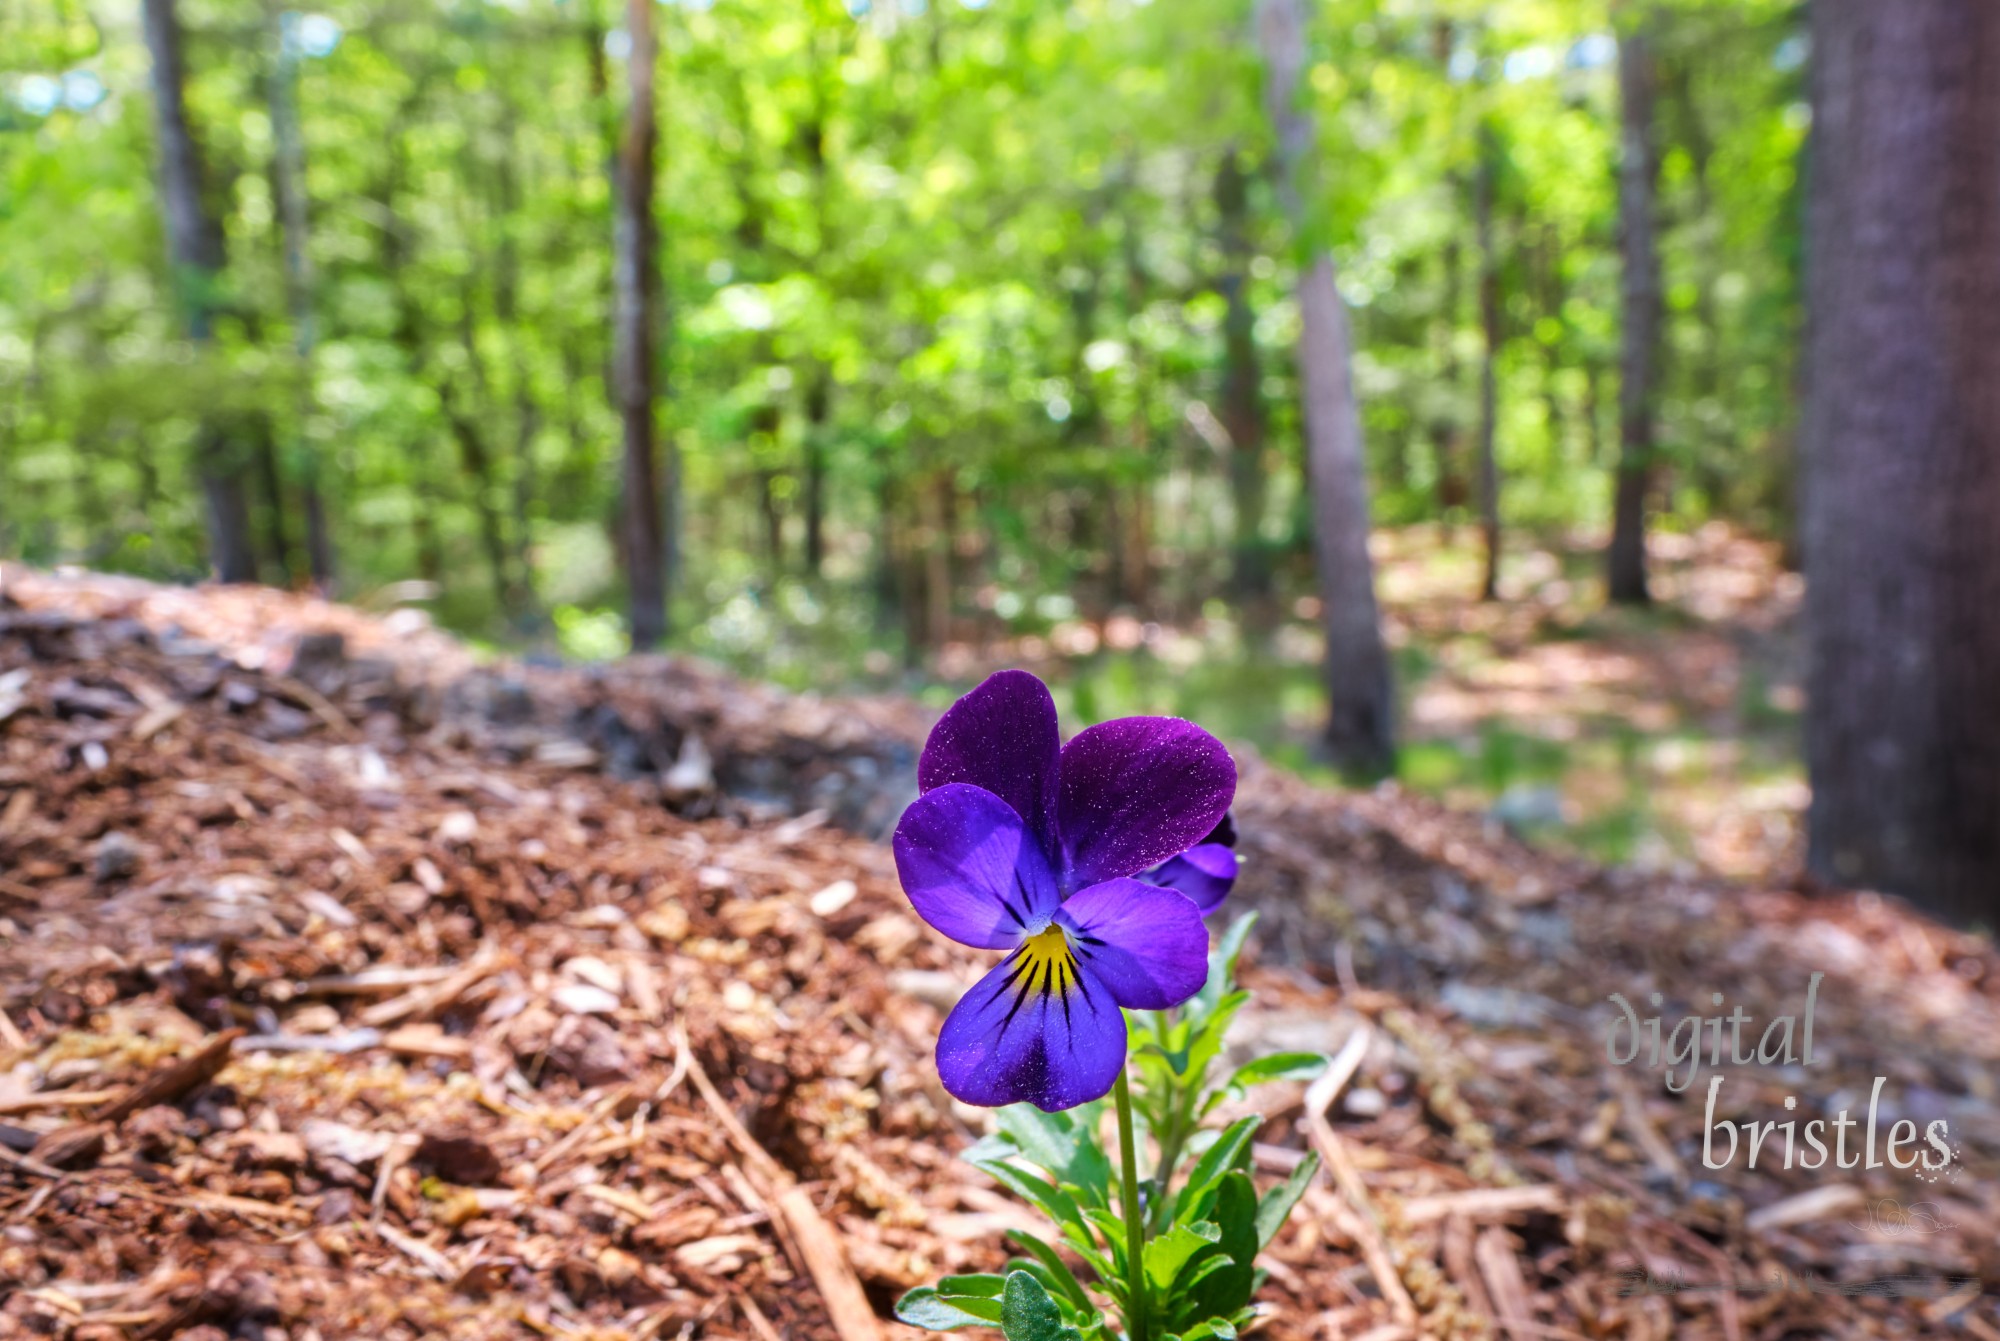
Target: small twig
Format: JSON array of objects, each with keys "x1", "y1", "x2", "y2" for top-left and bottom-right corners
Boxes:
[
  {"x1": 652, "y1": 1034, "x2": 692, "y2": 1106},
  {"x1": 358, "y1": 946, "x2": 500, "y2": 1027},
  {"x1": 0, "y1": 1006, "x2": 27, "y2": 1052},
  {"x1": 1606, "y1": 1068, "x2": 1687, "y2": 1190},
  {"x1": 739, "y1": 1295, "x2": 785, "y2": 1341},
  {"x1": 679, "y1": 1024, "x2": 883, "y2": 1341},
  {"x1": 1400, "y1": 1185, "x2": 1564, "y2": 1227},
  {"x1": 0, "y1": 1142, "x2": 65, "y2": 1180},
  {"x1": 531, "y1": 1084, "x2": 633, "y2": 1175},
  {"x1": 1302, "y1": 1024, "x2": 1419, "y2": 1330},
  {"x1": 0, "y1": 1089, "x2": 120, "y2": 1116},
  {"x1": 376, "y1": 1221, "x2": 456, "y2": 1280},
  {"x1": 92, "y1": 1029, "x2": 243, "y2": 1125},
  {"x1": 271, "y1": 673, "x2": 357, "y2": 739}
]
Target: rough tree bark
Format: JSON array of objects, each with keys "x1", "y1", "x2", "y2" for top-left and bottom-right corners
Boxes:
[
  {"x1": 1607, "y1": 11, "x2": 1661, "y2": 605},
  {"x1": 1255, "y1": 0, "x2": 1396, "y2": 775},
  {"x1": 141, "y1": 0, "x2": 256, "y2": 583},
  {"x1": 1474, "y1": 120, "x2": 1503, "y2": 603},
  {"x1": 1214, "y1": 146, "x2": 1272, "y2": 612},
  {"x1": 1802, "y1": 0, "x2": 2000, "y2": 924},
  {"x1": 612, "y1": 0, "x2": 669, "y2": 649}
]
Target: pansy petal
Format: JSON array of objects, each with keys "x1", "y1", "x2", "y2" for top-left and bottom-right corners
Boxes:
[
  {"x1": 1147, "y1": 843, "x2": 1239, "y2": 913},
  {"x1": 918, "y1": 670, "x2": 1061, "y2": 848},
  {"x1": 1055, "y1": 717, "x2": 1236, "y2": 888},
  {"x1": 1056, "y1": 878, "x2": 1209, "y2": 1009},
  {"x1": 893, "y1": 784, "x2": 1061, "y2": 950},
  {"x1": 935, "y1": 945, "x2": 1126, "y2": 1112}
]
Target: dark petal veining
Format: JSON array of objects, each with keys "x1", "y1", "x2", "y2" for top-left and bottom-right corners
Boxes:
[
  {"x1": 917, "y1": 669, "x2": 1062, "y2": 851},
  {"x1": 1055, "y1": 878, "x2": 1210, "y2": 1009},
  {"x1": 1054, "y1": 716, "x2": 1237, "y2": 890},
  {"x1": 934, "y1": 940, "x2": 1126, "y2": 1111},
  {"x1": 893, "y1": 783, "x2": 1061, "y2": 949}
]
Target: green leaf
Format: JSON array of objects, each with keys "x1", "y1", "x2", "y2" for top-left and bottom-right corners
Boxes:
[
  {"x1": 1255, "y1": 1151, "x2": 1320, "y2": 1249},
  {"x1": 975, "y1": 1160, "x2": 1087, "y2": 1238},
  {"x1": 1001, "y1": 1270, "x2": 1082, "y2": 1341},
  {"x1": 897, "y1": 1288, "x2": 1003, "y2": 1331},
  {"x1": 1062, "y1": 1233, "x2": 1120, "y2": 1295},
  {"x1": 997, "y1": 1105, "x2": 1112, "y2": 1204},
  {"x1": 1200, "y1": 1055, "x2": 1327, "y2": 1122},
  {"x1": 1225, "y1": 1053, "x2": 1328, "y2": 1090},
  {"x1": 1172, "y1": 1116, "x2": 1262, "y2": 1221},
  {"x1": 961, "y1": 1132, "x2": 1019, "y2": 1167},
  {"x1": 1006, "y1": 1231, "x2": 1094, "y2": 1312},
  {"x1": 1173, "y1": 1252, "x2": 1235, "y2": 1297},
  {"x1": 1186, "y1": 1173, "x2": 1260, "y2": 1320},
  {"x1": 938, "y1": 1275, "x2": 1009, "y2": 1299},
  {"x1": 1198, "y1": 913, "x2": 1258, "y2": 1012},
  {"x1": 1080, "y1": 1207, "x2": 1130, "y2": 1269},
  {"x1": 1182, "y1": 990, "x2": 1250, "y2": 1084},
  {"x1": 1143, "y1": 1220, "x2": 1221, "y2": 1292}
]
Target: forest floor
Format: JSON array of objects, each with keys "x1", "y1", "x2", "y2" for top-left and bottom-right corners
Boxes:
[
  {"x1": 2, "y1": 565, "x2": 1995, "y2": 1341},
  {"x1": 855, "y1": 523, "x2": 1807, "y2": 883}
]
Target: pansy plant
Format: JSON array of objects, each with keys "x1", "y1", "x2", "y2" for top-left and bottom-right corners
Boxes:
[{"x1": 893, "y1": 672, "x2": 1324, "y2": 1341}]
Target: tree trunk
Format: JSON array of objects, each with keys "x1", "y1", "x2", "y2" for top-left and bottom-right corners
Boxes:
[
  {"x1": 252, "y1": 415, "x2": 293, "y2": 584},
  {"x1": 1432, "y1": 229, "x2": 1469, "y2": 528},
  {"x1": 804, "y1": 370, "x2": 830, "y2": 575},
  {"x1": 141, "y1": 0, "x2": 256, "y2": 583},
  {"x1": 1607, "y1": 12, "x2": 1662, "y2": 604},
  {"x1": 1475, "y1": 121, "x2": 1503, "y2": 602},
  {"x1": 1667, "y1": 56, "x2": 1729, "y2": 515},
  {"x1": 612, "y1": 0, "x2": 668, "y2": 649},
  {"x1": 270, "y1": 10, "x2": 335, "y2": 591},
  {"x1": 1255, "y1": 0, "x2": 1396, "y2": 776},
  {"x1": 1802, "y1": 0, "x2": 2000, "y2": 924},
  {"x1": 1214, "y1": 147, "x2": 1272, "y2": 612}
]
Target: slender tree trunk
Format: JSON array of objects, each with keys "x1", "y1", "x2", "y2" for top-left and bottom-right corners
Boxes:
[
  {"x1": 922, "y1": 474, "x2": 951, "y2": 650},
  {"x1": 1608, "y1": 11, "x2": 1662, "y2": 604},
  {"x1": 1669, "y1": 58, "x2": 1729, "y2": 515},
  {"x1": 495, "y1": 116, "x2": 544, "y2": 628},
  {"x1": 1802, "y1": 0, "x2": 2000, "y2": 924},
  {"x1": 804, "y1": 370, "x2": 829, "y2": 575},
  {"x1": 1214, "y1": 146, "x2": 1272, "y2": 611},
  {"x1": 872, "y1": 471, "x2": 900, "y2": 634},
  {"x1": 253, "y1": 416, "x2": 293, "y2": 582},
  {"x1": 1475, "y1": 121, "x2": 1503, "y2": 602},
  {"x1": 1256, "y1": 0, "x2": 1396, "y2": 776},
  {"x1": 269, "y1": 9, "x2": 335, "y2": 590},
  {"x1": 1432, "y1": 230, "x2": 1469, "y2": 529},
  {"x1": 800, "y1": 43, "x2": 837, "y2": 580},
  {"x1": 141, "y1": 0, "x2": 256, "y2": 582},
  {"x1": 612, "y1": 0, "x2": 667, "y2": 649}
]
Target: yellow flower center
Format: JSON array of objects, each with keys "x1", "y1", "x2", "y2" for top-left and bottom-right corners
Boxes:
[{"x1": 1013, "y1": 923, "x2": 1080, "y2": 1000}]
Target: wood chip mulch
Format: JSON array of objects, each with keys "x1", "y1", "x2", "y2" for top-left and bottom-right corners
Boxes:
[{"x1": 0, "y1": 566, "x2": 1994, "y2": 1341}]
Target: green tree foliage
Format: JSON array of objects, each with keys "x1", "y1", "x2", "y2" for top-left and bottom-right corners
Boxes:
[{"x1": 0, "y1": 0, "x2": 1805, "y2": 659}]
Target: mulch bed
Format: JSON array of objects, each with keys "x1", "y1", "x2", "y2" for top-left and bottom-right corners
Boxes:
[{"x1": 0, "y1": 566, "x2": 1993, "y2": 1341}]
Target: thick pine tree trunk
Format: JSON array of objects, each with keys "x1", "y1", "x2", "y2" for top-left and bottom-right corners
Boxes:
[
  {"x1": 1256, "y1": 0, "x2": 1396, "y2": 776},
  {"x1": 612, "y1": 0, "x2": 668, "y2": 649},
  {"x1": 1607, "y1": 15, "x2": 1661, "y2": 605},
  {"x1": 141, "y1": 0, "x2": 256, "y2": 583},
  {"x1": 1802, "y1": 0, "x2": 2000, "y2": 924}
]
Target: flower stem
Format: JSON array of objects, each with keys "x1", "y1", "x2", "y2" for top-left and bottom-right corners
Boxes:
[{"x1": 1114, "y1": 1068, "x2": 1148, "y2": 1341}]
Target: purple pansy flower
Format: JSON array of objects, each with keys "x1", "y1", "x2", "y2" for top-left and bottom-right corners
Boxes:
[
  {"x1": 893, "y1": 670, "x2": 1237, "y2": 1112},
  {"x1": 1144, "y1": 813, "x2": 1239, "y2": 913}
]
